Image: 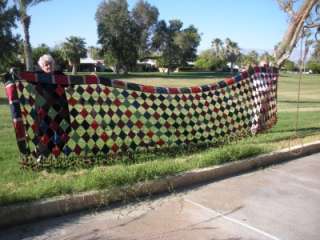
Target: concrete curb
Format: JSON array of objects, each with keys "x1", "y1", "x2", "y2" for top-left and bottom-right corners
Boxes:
[{"x1": 1, "y1": 141, "x2": 319, "y2": 229}]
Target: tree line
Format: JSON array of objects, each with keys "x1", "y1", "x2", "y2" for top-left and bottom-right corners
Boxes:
[
  {"x1": 195, "y1": 38, "x2": 275, "y2": 72},
  {"x1": 96, "y1": 0, "x2": 201, "y2": 74},
  {"x1": 0, "y1": 0, "x2": 201, "y2": 75}
]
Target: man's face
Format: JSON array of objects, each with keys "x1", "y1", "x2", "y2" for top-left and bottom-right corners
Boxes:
[{"x1": 42, "y1": 61, "x2": 53, "y2": 73}]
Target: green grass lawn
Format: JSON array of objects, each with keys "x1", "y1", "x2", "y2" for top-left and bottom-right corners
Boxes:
[{"x1": 0, "y1": 72, "x2": 319, "y2": 206}]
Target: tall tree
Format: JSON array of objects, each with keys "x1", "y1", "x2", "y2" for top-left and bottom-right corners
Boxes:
[
  {"x1": 311, "y1": 39, "x2": 320, "y2": 59},
  {"x1": 61, "y1": 36, "x2": 87, "y2": 74},
  {"x1": 211, "y1": 38, "x2": 224, "y2": 58},
  {"x1": 241, "y1": 50, "x2": 259, "y2": 67},
  {"x1": 224, "y1": 38, "x2": 240, "y2": 72},
  {"x1": 259, "y1": 51, "x2": 275, "y2": 64},
  {"x1": 132, "y1": 0, "x2": 159, "y2": 60},
  {"x1": 96, "y1": 0, "x2": 141, "y2": 74},
  {"x1": 32, "y1": 43, "x2": 50, "y2": 67},
  {"x1": 174, "y1": 25, "x2": 201, "y2": 66},
  {"x1": 88, "y1": 46, "x2": 103, "y2": 60},
  {"x1": 50, "y1": 45, "x2": 68, "y2": 71},
  {"x1": 298, "y1": 29, "x2": 315, "y2": 71},
  {"x1": 195, "y1": 49, "x2": 226, "y2": 71},
  {"x1": 13, "y1": 0, "x2": 49, "y2": 71},
  {"x1": 305, "y1": 38, "x2": 320, "y2": 72},
  {"x1": 152, "y1": 19, "x2": 183, "y2": 74},
  {"x1": 0, "y1": 0, "x2": 20, "y2": 73},
  {"x1": 152, "y1": 19, "x2": 200, "y2": 73},
  {"x1": 275, "y1": 0, "x2": 320, "y2": 66},
  {"x1": 283, "y1": 59, "x2": 297, "y2": 71}
]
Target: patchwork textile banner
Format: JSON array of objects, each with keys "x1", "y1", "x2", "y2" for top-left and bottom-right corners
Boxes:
[{"x1": 4, "y1": 67, "x2": 278, "y2": 167}]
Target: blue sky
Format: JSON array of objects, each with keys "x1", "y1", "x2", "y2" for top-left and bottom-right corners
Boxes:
[{"x1": 12, "y1": 0, "x2": 290, "y2": 54}]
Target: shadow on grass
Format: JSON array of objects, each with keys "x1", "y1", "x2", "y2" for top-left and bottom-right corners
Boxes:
[
  {"x1": 0, "y1": 97, "x2": 8, "y2": 105},
  {"x1": 278, "y1": 74, "x2": 291, "y2": 78}
]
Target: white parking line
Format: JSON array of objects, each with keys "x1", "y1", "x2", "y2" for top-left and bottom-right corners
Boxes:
[{"x1": 185, "y1": 198, "x2": 281, "y2": 240}]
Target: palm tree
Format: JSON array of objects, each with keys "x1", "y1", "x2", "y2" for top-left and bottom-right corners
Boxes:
[
  {"x1": 240, "y1": 50, "x2": 259, "y2": 68},
  {"x1": 14, "y1": 0, "x2": 49, "y2": 71},
  {"x1": 224, "y1": 38, "x2": 240, "y2": 73},
  {"x1": 211, "y1": 38, "x2": 223, "y2": 58},
  {"x1": 259, "y1": 51, "x2": 275, "y2": 66},
  {"x1": 0, "y1": 0, "x2": 20, "y2": 73},
  {"x1": 296, "y1": 29, "x2": 314, "y2": 72},
  {"x1": 62, "y1": 36, "x2": 87, "y2": 74},
  {"x1": 312, "y1": 40, "x2": 320, "y2": 59}
]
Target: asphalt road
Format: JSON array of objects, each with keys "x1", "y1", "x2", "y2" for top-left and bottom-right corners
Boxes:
[{"x1": 1, "y1": 152, "x2": 320, "y2": 240}]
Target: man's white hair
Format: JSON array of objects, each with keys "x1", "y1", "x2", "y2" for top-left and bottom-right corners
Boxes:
[{"x1": 38, "y1": 54, "x2": 55, "y2": 68}]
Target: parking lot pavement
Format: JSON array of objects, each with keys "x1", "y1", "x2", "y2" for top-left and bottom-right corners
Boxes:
[{"x1": 1, "y1": 152, "x2": 320, "y2": 240}]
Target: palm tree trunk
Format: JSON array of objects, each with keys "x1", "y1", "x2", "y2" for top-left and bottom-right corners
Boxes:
[
  {"x1": 115, "y1": 63, "x2": 120, "y2": 75},
  {"x1": 21, "y1": 15, "x2": 33, "y2": 71},
  {"x1": 123, "y1": 65, "x2": 128, "y2": 75},
  {"x1": 230, "y1": 62, "x2": 234, "y2": 73},
  {"x1": 72, "y1": 64, "x2": 77, "y2": 75}
]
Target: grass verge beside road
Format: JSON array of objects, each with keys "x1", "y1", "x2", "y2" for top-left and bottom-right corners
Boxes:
[{"x1": 0, "y1": 72, "x2": 319, "y2": 206}]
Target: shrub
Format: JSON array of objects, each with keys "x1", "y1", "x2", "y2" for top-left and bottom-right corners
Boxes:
[{"x1": 306, "y1": 59, "x2": 320, "y2": 74}]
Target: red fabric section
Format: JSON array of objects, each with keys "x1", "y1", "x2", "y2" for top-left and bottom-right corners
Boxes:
[
  {"x1": 135, "y1": 120, "x2": 143, "y2": 128},
  {"x1": 55, "y1": 75, "x2": 69, "y2": 85},
  {"x1": 85, "y1": 75, "x2": 98, "y2": 84},
  {"x1": 40, "y1": 135, "x2": 50, "y2": 145},
  {"x1": 153, "y1": 112, "x2": 160, "y2": 120},
  {"x1": 125, "y1": 110, "x2": 132, "y2": 118},
  {"x1": 20, "y1": 72, "x2": 36, "y2": 82},
  {"x1": 226, "y1": 78, "x2": 235, "y2": 85},
  {"x1": 100, "y1": 132, "x2": 108, "y2": 141},
  {"x1": 112, "y1": 144, "x2": 119, "y2": 152},
  {"x1": 191, "y1": 86, "x2": 201, "y2": 93},
  {"x1": 86, "y1": 85, "x2": 94, "y2": 94},
  {"x1": 52, "y1": 146, "x2": 61, "y2": 157},
  {"x1": 169, "y1": 88, "x2": 180, "y2": 94},
  {"x1": 131, "y1": 91, "x2": 139, "y2": 98},
  {"x1": 55, "y1": 85, "x2": 65, "y2": 96},
  {"x1": 74, "y1": 145, "x2": 81, "y2": 155},
  {"x1": 113, "y1": 98, "x2": 122, "y2": 107},
  {"x1": 14, "y1": 120, "x2": 26, "y2": 140},
  {"x1": 241, "y1": 71, "x2": 248, "y2": 79},
  {"x1": 103, "y1": 87, "x2": 110, "y2": 95},
  {"x1": 91, "y1": 120, "x2": 99, "y2": 130},
  {"x1": 147, "y1": 130, "x2": 154, "y2": 138},
  {"x1": 80, "y1": 108, "x2": 89, "y2": 118},
  {"x1": 113, "y1": 80, "x2": 125, "y2": 88},
  {"x1": 68, "y1": 97, "x2": 77, "y2": 106},
  {"x1": 142, "y1": 85, "x2": 155, "y2": 93},
  {"x1": 49, "y1": 121, "x2": 59, "y2": 131},
  {"x1": 210, "y1": 84, "x2": 217, "y2": 91},
  {"x1": 37, "y1": 108, "x2": 46, "y2": 119},
  {"x1": 5, "y1": 84, "x2": 17, "y2": 102}
]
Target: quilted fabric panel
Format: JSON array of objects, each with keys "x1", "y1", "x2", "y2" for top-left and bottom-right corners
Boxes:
[{"x1": 4, "y1": 67, "x2": 278, "y2": 167}]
